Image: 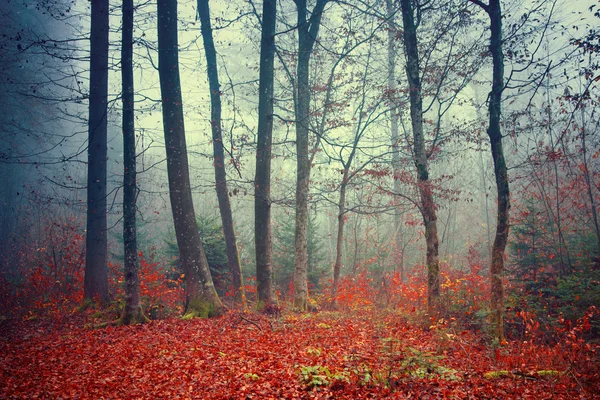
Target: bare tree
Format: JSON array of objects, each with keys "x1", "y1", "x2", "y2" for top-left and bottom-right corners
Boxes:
[
  {"x1": 197, "y1": 0, "x2": 245, "y2": 306},
  {"x1": 399, "y1": 0, "x2": 440, "y2": 315},
  {"x1": 293, "y1": 0, "x2": 328, "y2": 311},
  {"x1": 386, "y1": 0, "x2": 405, "y2": 281},
  {"x1": 157, "y1": 0, "x2": 222, "y2": 318},
  {"x1": 468, "y1": 0, "x2": 509, "y2": 341},
  {"x1": 118, "y1": 0, "x2": 148, "y2": 325}
]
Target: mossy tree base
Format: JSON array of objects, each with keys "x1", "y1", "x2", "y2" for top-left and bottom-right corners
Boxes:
[
  {"x1": 117, "y1": 307, "x2": 150, "y2": 326},
  {"x1": 182, "y1": 298, "x2": 222, "y2": 320},
  {"x1": 294, "y1": 297, "x2": 308, "y2": 312}
]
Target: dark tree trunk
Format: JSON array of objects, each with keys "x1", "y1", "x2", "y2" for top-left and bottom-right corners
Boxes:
[
  {"x1": 119, "y1": 0, "x2": 148, "y2": 325},
  {"x1": 469, "y1": 0, "x2": 509, "y2": 341},
  {"x1": 84, "y1": 0, "x2": 109, "y2": 305},
  {"x1": 581, "y1": 106, "x2": 600, "y2": 254},
  {"x1": 254, "y1": 0, "x2": 277, "y2": 309},
  {"x1": 157, "y1": 0, "x2": 223, "y2": 318},
  {"x1": 293, "y1": 0, "x2": 327, "y2": 311},
  {"x1": 400, "y1": 0, "x2": 440, "y2": 315},
  {"x1": 487, "y1": 0, "x2": 508, "y2": 343},
  {"x1": 197, "y1": 0, "x2": 245, "y2": 306}
]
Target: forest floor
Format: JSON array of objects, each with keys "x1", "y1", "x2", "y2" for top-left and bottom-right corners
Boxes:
[{"x1": 0, "y1": 310, "x2": 598, "y2": 399}]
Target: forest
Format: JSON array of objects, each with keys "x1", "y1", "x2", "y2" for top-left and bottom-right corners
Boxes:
[{"x1": 0, "y1": 0, "x2": 598, "y2": 398}]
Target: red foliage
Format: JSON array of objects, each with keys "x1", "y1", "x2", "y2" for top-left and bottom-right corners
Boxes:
[
  {"x1": 0, "y1": 218, "x2": 85, "y2": 320},
  {"x1": 109, "y1": 251, "x2": 184, "y2": 318},
  {"x1": 0, "y1": 310, "x2": 598, "y2": 399},
  {"x1": 0, "y1": 218, "x2": 184, "y2": 321}
]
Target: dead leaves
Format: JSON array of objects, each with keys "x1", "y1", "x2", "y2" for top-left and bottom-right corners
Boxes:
[{"x1": 0, "y1": 311, "x2": 597, "y2": 399}]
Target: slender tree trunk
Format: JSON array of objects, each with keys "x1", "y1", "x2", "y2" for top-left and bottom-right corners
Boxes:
[
  {"x1": 119, "y1": 0, "x2": 148, "y2": 325},
  {"x1": 352, "y1": 216, "x2": 360, "y2": 274},
  {"x1": 387, "y1": 0, "x2": 404, "y2": 282},
  {"x1": 331, "y1": 175, "x2": 348, "y2": 299},
  {"x1": 400, "y1": 0, "x2": 440, "y2": 315},
  {"x1": 293, "y1": 0, "x2": 327, "y2": 311},
  {"x1": 581, "y1": 102, "x2": 600, "y2": 255},
  {"x1": 255, "y1": 0, "x2": 277, "y2": 310},
  {"x1": 84, "y1": 0, "x2": 109, "y2": 305},
  {"x1": 157, "y1": 0, "x2": 222, "y2": 319},
  {"x1": 197, "y1": 0, "x2": 245, "y2": 306},
  {"x1": 487, "y1": 0, "x2": 509, "y2": 343},
  {"x1": 469, "y1": 0, "x2": 509, "y2": 341}
]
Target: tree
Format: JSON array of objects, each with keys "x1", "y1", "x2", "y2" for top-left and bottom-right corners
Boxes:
[
  {"x1": 329, "y1": 41, "x2": 389, "y2": 299},
  {"x1": 197, "y1": 0, "x2": 245, "y2": 306},
  {"x1": 468, "y1": 0, "x2": 509, "y2": 342},
  {"x1": 386, "y1": 0, "x2": 405, "y2": 281},
  {"x1": 399, "y1": 0, "x2": 440, "y2": 316},
  {"x1": 84, "y1": 0, "x2": 110, "y2": 305},
  {"x1": 293, "y1": 0, "x2": 329, "y2": 311},
  {"x1": 157, "y1": 0, "x2": 222, "y2": 318},
  {"x1": 254, "y1": 0, "x2": 278, "y2": 310},
  {"x1": 118, "y1": 0, "x2": 148, "y2": 325},
  {"x1": 273, "y1": 212, "x2": 326, "y2": 296}
]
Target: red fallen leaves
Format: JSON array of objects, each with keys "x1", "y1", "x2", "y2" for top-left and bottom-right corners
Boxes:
[{"x1": 0, "y1": 311, "x2": 598, "y2": 399}]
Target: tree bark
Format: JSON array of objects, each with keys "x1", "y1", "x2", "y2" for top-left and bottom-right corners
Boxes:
[
  {"x1": 119, "y1": 0, "x2": 148, "y2": 325},
  {"x1": 387, "y1": 0, "x2": 404, "y2": 282},
  {"x1": 469, "y1": 0, "x2": 509, "y2": 341},
  {"x1": 197, "y1": 0, "x2": 245, "y2": 306},
  {"x1": 581, "y1": 97, "x2": 600, "y2": 255},
  {"x1": 400, "y1": 0, "x2": 440, "y2": 315},
  {"x1": 331, "y1": 175, "x2": 348, "y2": 299},
  {"x1": 293, "y1": 0, "x2": 327, "y2": 311},
  {"x1": 118, "y1": 0, "x2": 148, "y2": 325},
  {"x1": 157, "y1": 0, "x2": 223, "y2": 319},
  {"x1": 487, "y1": 0, "x2": 508, "y2": 343},
  {"x1": 84, "y1": 0, "x2": 110, "y2": 305},
  {"x1": 254, "y1": 0, "x2": 278, "y2": 310}
]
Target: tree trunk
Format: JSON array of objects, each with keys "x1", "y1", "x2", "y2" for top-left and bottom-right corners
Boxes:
[
  {"x1": 293, "y1": 0, "x2": 327, "y2": 311},
  {"x1": 487, "y1": 0, "x2": 509, "y2": 343},
  {"x1": 331, "y1": 176, "x2": 348, "y2": 299},
  {"x1": 157, "y1": 0, "x2": 223, "y2": 319},
  {"x1": 387, "y1": 0, "x2": 404, "y2": 282},
  {"x1": 581, "y1": 97, "x2": 600, "y2": 255},
  {"x1": 400, "y1": 0, "x2": 440, "y2": 315},
  {"x1": 468, "y1": 0, "x2": 509, "y2": 342},
  {"x1": 119, "y1": 0, "x2": 148, "y2": 325},
  {"x1": 84, "y1": 0, "x2": 109, "y2": 305},
  {"x1": 197, "y1": 0, "x2": 245, "y2": 306},
  {"x1": 254, "y1": 0, "x2": 277, "y2": 310}
]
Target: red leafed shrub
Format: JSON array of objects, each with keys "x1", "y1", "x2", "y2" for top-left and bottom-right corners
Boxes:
[
  {"x1": 331, "y1": 261, "x2": 489, "y2": 332},
  {"x1": 0, "y1": 217, "x2": 85, "y2": 320},
  {"x1": 333, "y1": 270, "x2": 377, "y2": 309},
  {"x1": 109, "y1": 251, "x2": 184, "y2": 319}
]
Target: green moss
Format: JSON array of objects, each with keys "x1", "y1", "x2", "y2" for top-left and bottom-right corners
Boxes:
[
  {"x1": 484, "y1": 370, "x2": 511, "y2": 379},
  {"x1": 294, "y1": 297, "x2": 308, "y2": 312},
  {"x1": 117, "y1": 308, "x2": 150, "y2": 326},
  {"x1": 537, "y1": 370, "x2": 561, "y2": 377},
  {"x1": 182, "y1": 298, "x2": 215, "y2": 319},
  {"x1": 77, "y1": 298, "x2": 95, "y2": 313}
]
